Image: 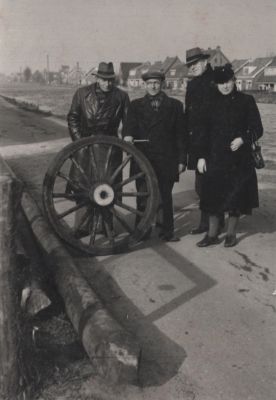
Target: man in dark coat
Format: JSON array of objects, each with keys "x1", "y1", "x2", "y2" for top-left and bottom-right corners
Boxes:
[
  {"x1": 123, "y1": 70, "x2": 187, "y2": 242},
  {"x1": 184, "y1": 47, "x2": 224, "y2": 234},
  {"x1": 67, "y1": 62, "x2": 130, "y2": 236},
  {"x1": 67, "y1": 62, "x2": 129, "y2": 139}
]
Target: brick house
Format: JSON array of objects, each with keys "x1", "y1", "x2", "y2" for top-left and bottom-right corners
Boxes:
[
  {"x1": 165, "y1": 63, "x2": 189, "y2": 90},
  {"x1": 231, "y1": 59, "x2": 250, "y2": 74},
  {"x1": 127, "y1": 62, "x2": 151, "y2": 88},
  {"x1": 127, "y1": 57, "x2": 182, "y2": 88},
  {"x1": 204, "y1": 46, "x2": 230, "y2": 68},
  {"x1": 234, "y1": 57, "x2": 273, "y2": 91},
  {"x1": 255, "y1": 57, "x2": 276, "y2": 91},
  {"x1": 119, "y1": 62, "x2": 143, "y2": 86}
]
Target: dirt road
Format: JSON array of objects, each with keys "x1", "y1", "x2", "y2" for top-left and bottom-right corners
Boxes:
[{"x1": 1, "y1": 96, "x2": 276, "y2": 400}]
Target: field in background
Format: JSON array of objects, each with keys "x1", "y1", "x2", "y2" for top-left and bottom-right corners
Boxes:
[{"x1": 0, "y1": 82, "x2": 184, "y2": 117}]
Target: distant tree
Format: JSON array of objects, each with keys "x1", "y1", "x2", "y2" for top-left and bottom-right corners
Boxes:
[
  {"x1": 23, "y1": 67, "x2": 32, "y2": 82},
  {"x1": 33, "y1": 70, "x2": 45, "y2": 84}
]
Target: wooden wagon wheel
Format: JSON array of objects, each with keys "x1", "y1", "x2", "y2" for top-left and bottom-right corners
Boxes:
[{"x1": 42, "y1": 135, "x2": 159, "y2": 255}]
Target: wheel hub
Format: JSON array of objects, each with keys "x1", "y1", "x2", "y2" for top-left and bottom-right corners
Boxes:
[{"x1": 90, "y1": 183, "x2": 114, "y2": 206}]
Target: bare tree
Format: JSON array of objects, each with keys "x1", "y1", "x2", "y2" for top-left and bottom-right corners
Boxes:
[{"x1": 23, "y1": 67, "x2": 32, "y2": 82}]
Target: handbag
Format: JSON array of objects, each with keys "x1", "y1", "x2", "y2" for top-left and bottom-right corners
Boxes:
[{"x1": 251, "y1": 133, "x2": 265, "y2": 169}]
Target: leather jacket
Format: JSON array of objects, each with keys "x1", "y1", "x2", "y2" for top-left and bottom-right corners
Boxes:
[{"x1": 67, "y1": 83, "x2": 130, "y2": 140}]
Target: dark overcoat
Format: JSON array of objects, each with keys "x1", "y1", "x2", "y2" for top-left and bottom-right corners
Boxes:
[
  {"x1": 67, "y1": 83, "x2": 129, "y2": 139},
  {"x1": 184, "y1": 64, "x2": 215, "y2": 169},
  {"x1": 123, "y1": 93, "x2": 187, "y2": 182},
  {"x1": 66, "y1": 84, "x2": 129, "y2": 189},
  {"x1": 198, "y1": 88, "x2": 263, "y2": 215}
]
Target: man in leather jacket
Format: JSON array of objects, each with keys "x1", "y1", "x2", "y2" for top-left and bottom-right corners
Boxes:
[
  {"x1": 67, "y1": 62, "x2": 129, "y2": 237},
  {"x1": 67, "y1": 62, "x2": 129, "y2": 139}
]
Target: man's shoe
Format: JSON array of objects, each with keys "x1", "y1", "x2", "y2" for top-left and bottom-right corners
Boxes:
[
  {"x1": 224, "y1": 234, "x2": 237, "y2": 248},
  {"x1": 162, "y1": 234, "x2": 180, "y2": 242},
  {"x1": 196, "y1": 234, "x2": 219, "y2": 247},
  {"x1": 190, "y1": 225, "x2": 208, "y2": 235}
]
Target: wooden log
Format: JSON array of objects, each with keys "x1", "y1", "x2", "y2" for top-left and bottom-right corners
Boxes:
[
  {"x1": 0, "y1": 157, "x2": 23, "y2": 399},
  {"x1": 21, "y1": 191, "x2": 141, "y2": 384},
  {"x1": 15, "y1": 231, "x2": 51, "y2": 316}
]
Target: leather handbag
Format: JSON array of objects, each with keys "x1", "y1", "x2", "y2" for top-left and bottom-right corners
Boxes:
[{"x1": 251, "y1": 133, "x2": 265, "y2": 169}]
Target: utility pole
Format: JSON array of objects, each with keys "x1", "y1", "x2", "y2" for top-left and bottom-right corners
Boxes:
[{"x1": 46, "y1": 54, "x2": 50, "y2": 84}]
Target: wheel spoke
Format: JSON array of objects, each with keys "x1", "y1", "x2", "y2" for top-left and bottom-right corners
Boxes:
[
  {"x1": 110, "y1": 207, "x2": 133, "y2": 234},
  {"x1": 53, "y1": 192, "x2": 87, "y2": 201},
  {"x1": 115, "y1": 200, "x2": 144, "y2": 217},
  {"x1": 89, "y1": 209, "x2": 99, "y2": 246},
  {"x1": 89, "y1": 145, "x2": 99, "y2": 180},
  {"x1": 70, "y1": 156, "x2": 90, "y2": 186},
  {"x1": 109, "y1": 154, "x2": 132, "y2": 184},
  {"x1": 104, "y1": 145, "x2": 113, "y2": 175},
  {"x1": 57, "y1": 200, "x2": 88, "y2": 219},
  {"x1": 101, "y1": 210, "x2": 115, "y2": 246},
  {"x1": 115, "y1": 171, "x2": 145, "y2": 188},
  {"x1": 74, "y1": 207, "x2": 92, "y2": 231},
  {"x1": 57, "y1": 172, "x2": 88, "y2": 192},
  {"x1": 117, "y1": 191, "x2": 149, "y2": 197}
]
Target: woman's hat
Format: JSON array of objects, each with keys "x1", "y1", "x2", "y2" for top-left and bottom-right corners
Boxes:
[
  {"x1": 93, "y1": 62, "x2": 116, "y2": 79},
  {"x1": 214, "y1": 64, "x2": 235, "y2": 83},
  {"x1": 186, "y1": 47, "x2": 210, "y2": 66},
  {"x1": 142, "y1": 70, "x2": 165, "y2": 81}
]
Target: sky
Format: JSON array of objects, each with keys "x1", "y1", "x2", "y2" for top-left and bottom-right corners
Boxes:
[{"x1": 0, "y1": 0, "x2": 276, "y2": 74}]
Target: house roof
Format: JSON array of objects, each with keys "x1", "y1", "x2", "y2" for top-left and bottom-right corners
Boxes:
[
  {"x1": 236, "y1": 57, "x2": 273, "y2": 78},
  {"x1": 128, "y1": 62, "x2": 151, "y2": 79},
  {"x1": 256, "y1": 72, "x2": 276, "y2": 83},
  {"x1": 166, "y1": 62, "x2": 188, "y2": 79},
  {"x1": 119, "y1": 62, "x2": 143, "y2": 81},
  {"x1": 264, "y1": 56, "x2": 276, "y2": 67},
  {"x1": 85, "y1": 67, "x2": 97, "y2": 77},
  {"x1": 255, "y1": 57, "x2": 276, "y2": 83},
  {"x1": 162, "y1": 56, "x2": 182, "y2": 73},
  {"x1": 231, "y1": 59, "x2": 250, "y2": 73},
  {"x1": 204, "y1": 46, "x2": 230, "y2": 62}
]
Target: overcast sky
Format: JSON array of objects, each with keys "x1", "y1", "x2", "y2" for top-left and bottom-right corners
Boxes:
[{"x1": 0, "y1": 0, "x2": 276, "y2": 74}]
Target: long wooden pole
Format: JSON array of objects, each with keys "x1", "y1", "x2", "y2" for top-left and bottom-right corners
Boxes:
[
  {"x1": 21, "y1": 191, "x2": 141, "y2": 384},
  {"x1": 0, "y1": 157, "x2": 23, "y2": 399}
]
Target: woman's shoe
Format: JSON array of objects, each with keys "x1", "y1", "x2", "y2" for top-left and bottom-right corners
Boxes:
[
  {"x1": 197, "y1": 234, "x2": 219, "y2": 247},
  {"x1": 224, "y1": 234, "x2": 237, "y2": 247}
]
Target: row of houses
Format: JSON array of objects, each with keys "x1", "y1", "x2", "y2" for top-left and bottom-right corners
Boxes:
[
  {"x1": 232, "y1": 57, "x2": 276, "y2": 91},
  {"x1": 9, "y1": 46, "x2": 276, "y2": 92},
  {"x1": 122, "y1": 46, "x2": 230, "y2": 90},
  {"x1": 120, "y1": 48, "x2": 276, "y2": 92}
]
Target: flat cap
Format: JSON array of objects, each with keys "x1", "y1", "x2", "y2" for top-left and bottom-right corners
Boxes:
[{"x1": 142, "y1": 70, "x2": 165, "y2": 81}]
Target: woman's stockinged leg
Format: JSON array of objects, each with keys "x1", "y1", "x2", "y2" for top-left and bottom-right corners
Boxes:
[
  {"x1": 208, "y1": 215, "x2": 219, "y2": 238},
  {"x1": 227, "y1": 216, "x2": 239, "y2": 235},
  {"x1": 224, "y1": 214, "x2": 239, "y2": 247},
  {"x1": 196, "y1": 214, "x2": 220, "y2": 247}
]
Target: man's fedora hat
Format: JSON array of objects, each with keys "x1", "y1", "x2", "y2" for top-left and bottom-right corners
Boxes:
[
  {"x1": 214, "y1": 64, "x2": 235, "y2": 84},
  {"x1": 93, "y1": 62, "x2": 116, "y2": 79},
  {"x1": 186, "y1": 47, "x2": 210, "y2": 66},
  {"x1": 142, "y1": 69, "x2": 165, "y2": 81}
]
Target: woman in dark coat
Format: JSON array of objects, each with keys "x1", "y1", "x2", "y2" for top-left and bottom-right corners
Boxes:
[{"x1": 196, "y1": 64, "x2": 263, "y2": 247}]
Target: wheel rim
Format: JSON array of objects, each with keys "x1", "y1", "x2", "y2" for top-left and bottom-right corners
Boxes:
[{"x1": 43, "y1": 135, "x2": 159, "y2": 255}]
